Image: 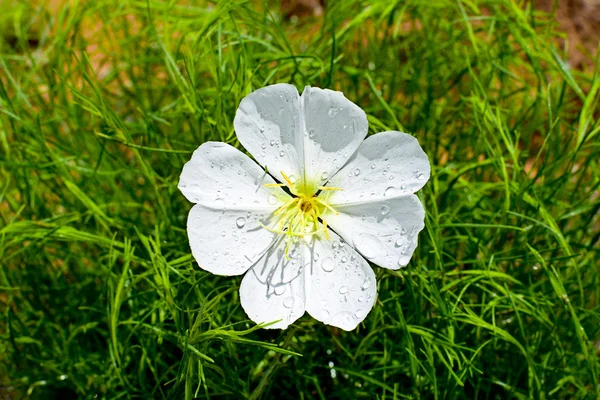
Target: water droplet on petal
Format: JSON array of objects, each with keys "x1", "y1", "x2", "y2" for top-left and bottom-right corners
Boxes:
[
  {"x1": 321, "y1": 257, "x2": 335, "y2": 272},
  {"x1": 274, "y1": 286, "x2": 286, "y2": 296},
  {"x1": 214, "y1": 198, "x2": 225, "y2": 208},
  {"x1": 371, "y1": 163, "x2": 376, "y2": 169},
  {"x1": 395, "y1": 237, "x2": 405, "y2": 247},
  {"x1": 279, "y1": 150, "x2": 285, "y2": 157},
  {"x1": 361, "y1": 279, "x2": 370, "y2": 290},
  {"x1": 270, "y1": 140, "x2": 276, "y2": 146},
  {"x1": 313, "y1": 252, "x2": 320, "y2": 261},
  {"x1": 308, "y1": 128, "x2": 316, "y2": 138},
  {"x1": 321, "y1": 171, "x2": 329, "y2": 180},
  {"x1": 236, "y1": 217, "x2": 246, "y2": 228},
  {"x1": 381, "y1": 205, "x2": 390, "y2": 215},
  {"x1": 221, "y1": 231, "x2": 226, "y2": 236},
  {"x1": 339, "y1": 286, "x2": 348, "y2": 294},
  {"x1": 261, "y1": 143, "x2": 266, "y2": 149},
  {"x1": 331, "y1": 312, "x2": 354, "y2": 329},
  {"x1": 384, "y1": 186, "x2": 400, "y2": 197},
  {"x1": 354, "y1": 168, "x2": 360, "y2": 176},
  {"x1": 283, "y1": 297, "x2": 294, "y2": 308},
  {"x1": 353, "y1": 233, "x2": 380, "y2": 258},
  {"x1": 341, "y1": 256, "x2": 348, "y2": 263},
  {"x1": 268, "y1": 194, "x2": 278, "y2": 205}
]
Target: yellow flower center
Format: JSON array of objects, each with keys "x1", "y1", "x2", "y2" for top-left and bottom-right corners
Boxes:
[{"x1": 261, "y1": 170, "x2": 341, "y2": 257}]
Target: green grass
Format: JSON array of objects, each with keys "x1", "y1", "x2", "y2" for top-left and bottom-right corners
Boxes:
[{"x1": 1, "y1": 0, "x2": 599, "y2": 398}]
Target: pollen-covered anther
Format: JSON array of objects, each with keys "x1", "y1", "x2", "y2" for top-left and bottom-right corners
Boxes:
[{"x1": 261, "y1": 171, "x2": 341, "y2": 257}]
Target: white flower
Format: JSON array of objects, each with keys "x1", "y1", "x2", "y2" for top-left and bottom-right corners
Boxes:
[{"x1": 178, "y1": 84, "x2": 430, "y2": 330}]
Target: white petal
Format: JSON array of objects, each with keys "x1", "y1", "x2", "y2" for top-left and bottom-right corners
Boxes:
[
  {"x1": 187, "y1": 204, "x2": 279, "y2": 276},
  {"x1": 178, "y1": 141, "x2": 290, "y2": 209},
  {"x1": 251, "y1": 237, "x2": 305, "y2": 286},
  {"x1": 240, "y1": 240, "x2": 306, "y2": 329},
  {"x1": 304, "y1": 233, "x2": 377, "y2": 331},
  {"x1": 323, "y1": 131, "x2": 430, "y2": 205},
  {"x1": 234, "y1": 84, "x2": 368, "y2": 195},
  {"x1": 234, "y1": 84, "x2": 305, "y2": 190},
  {"x1": 324, "y1": 195, "x2": 425, "y2": 270},
  {"x1": 300, "y1": 86, "x2": 368, "y2": 191}
]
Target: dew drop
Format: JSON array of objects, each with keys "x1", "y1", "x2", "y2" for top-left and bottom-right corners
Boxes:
[
  {"x1": 270, "y1": 139, "x2": 276, "y2": 146},
  {"x1": 384, "y1": 186, "x2": 400, "y2": 197},
  {"x1": 236, "y1": 217, "x2": 246, "y2": 228},
  {"x1": 339, "y1": 286, "x2": 348, "y2": 294},
  {"x1": 221, "y1": 231, "x2": 226, "y2": 237},
  {"x1": 371, "y1": 163, "x2": 376, "y2": 169},
  {"x1": 341, "y1": 256, "x2": 348, "y2": 263},
  {"x1": 283, "y1": 297, "x2": 295, "y2": 308},
  {"x1": 417, "y1": 173, "x2": 425, "y2": 179},
  {"x1": 313, "y1": 252, "x2": 320, "y2": 262},
  {"x1": 261, "y1": 143, "x2": 266, "y2": 149},
  {"x1": 279, "y1": 150, "x2": 285, "y2": 157},
  {"x1": 380, "y1": 204, "x2": 390, "y2": 215},
  {"x1": 308, "y1": 128, "x2": 316, "y2": 138},
  {"x1": 212, "y1": 251, "x2": 219, "y2": 258},
  {"x1": 321, "y1": 257, "x2": 335, "y2": 272},
  {"x1": 331, "y1": 312, "x2": 354, "y2": 329},
  {"x1": 274, "y1": 286, "x2": 286, "y2": 296},
  {"x1": 397, "y1": 258, "x2": 409, "y2": 268},
  {"x1": 358, "y1": 296, "x2": 364, "y2": 303},
  {"x1": 268, "y1": 194, "x2": 278, "y2": 205},
  {"x1": 321, "y1": 171, "x2": 329, "y2": 180},
  {"x1": 214, "y1": 198, "x2": 225, "y2": 208},
  {"x1": 395, "y1": 237, "x2": 405, "y2": 247},
  {"x1": 354, "y1": 168, "x2": 360, "y2": 176},
  {"x1": 353, "y1": 233, "x2": 380, "y2": 258},
  {"x1": 361, "y1": 279, "x2": 370, "y2": 290}
]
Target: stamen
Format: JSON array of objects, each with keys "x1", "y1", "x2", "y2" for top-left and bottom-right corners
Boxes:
[
  {"x1": 260, "y1": 170, "x2": 343, "y2": 258},
  {"x1": 322, "y1": 219, "x2": 330, "y2": 240},
  {"x1": 315, "y1": 198, "x2": 339, "y2": 215},
  {"x1": 280, "y1": 170, "x2": 296, "y2": 192},
  {"x1": 318, "y1": 186, "x2": 343, "y2": 191}
]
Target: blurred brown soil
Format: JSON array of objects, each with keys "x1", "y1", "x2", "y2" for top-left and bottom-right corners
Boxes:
[{"x1": 536, "y1": 0, "x2": 600, "y2": 68}]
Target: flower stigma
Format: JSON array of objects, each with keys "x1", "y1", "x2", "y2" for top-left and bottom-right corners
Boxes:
[{"x1": 261, "y1": 170, "x2": 342, "y2": 258}]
